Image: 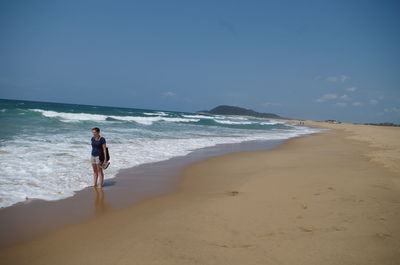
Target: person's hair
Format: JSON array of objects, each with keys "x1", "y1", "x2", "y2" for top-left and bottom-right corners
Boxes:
[{"x1": 92, "y1": 127, "x2": 100, "y2": 133}]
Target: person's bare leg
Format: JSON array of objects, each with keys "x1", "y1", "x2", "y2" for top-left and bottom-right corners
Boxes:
[
  {"x1": 96, "y1": 164, "x2": 104, "y2": 187},
  {"x1": 92, "y1": 163, "x2": 98, "y2": 187}
]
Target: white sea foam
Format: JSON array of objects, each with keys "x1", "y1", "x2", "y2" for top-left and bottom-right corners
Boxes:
[
  {"x1": 30, "y1": 109, "x2": 108, "y2": 122},
  {"x1": 143, "y1": 111, "x2": 168, "y2": 116},
  {"x1": 181, "y1": 114, "x2": 215, "y2": 119},
  {"x1": 214, "y1": 119, "x2": 253, "y2": 125},
  {"x1": 108, "y1": 115, "x2": 199, "y2": 125},
  {"x1": 260, "y1": 120, "x2": 285, "y2": 125},
  {"x1": 0, "y1": 124, "x2": 322, "y2": 208},
  {"x1": 29, "y1": 109, "x2": 200, "y2": 125}
]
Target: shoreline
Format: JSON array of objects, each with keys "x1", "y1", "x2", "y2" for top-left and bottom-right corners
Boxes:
[
  {"x1": 1, "y1": 122, "x2": 399, "y2": 264},
  {"x1": 0, "y1": 129, "x2": 320, "y2": 248}
]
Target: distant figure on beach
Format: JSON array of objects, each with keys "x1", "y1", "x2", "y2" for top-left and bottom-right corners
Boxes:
[{"x1": 90, "y1": 127, "x2": 109, "y2": 188}]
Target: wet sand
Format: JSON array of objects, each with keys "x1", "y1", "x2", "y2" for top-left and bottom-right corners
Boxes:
[
  {"x1": 0, "y1": 122, "x2": 399, "y2": 265},
  {"x1": 0, "y1": 138, "x2": 286, "y2": 247}
]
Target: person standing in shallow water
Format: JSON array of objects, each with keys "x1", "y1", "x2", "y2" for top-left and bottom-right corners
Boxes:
[{"x1": 90, "y1": 127, "x2": 107, "y2": 188}]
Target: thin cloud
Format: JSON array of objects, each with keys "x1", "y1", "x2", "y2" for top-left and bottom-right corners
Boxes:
[
  {"x1": 346, "y1": 87, "x2": 357, "y2": 92},
  {"x1": 352, "y1": 102, "x2": 363, "y2": 107},
  {"x1": 263, "y1": 102, "x2": 281, "y2": 107},
  {"x1": 316, "y1": 93, "x2": 337, "y2": 102},
  {"x1": 384, "y1": 107, "x2": 400, "y2": 113},
  {"x1": 325, "y1": 75, "x2": 350, "y2": 83},
  {"x1": 335, "y1": 102, "x2": 347, "y2": 107},
  {"x1": 162, "y1": 91, "x2": 176, "y2": 97},
  {"x1": 340, "y1": 75, "x2": 350, "y2": 82},
  {"x1": 325, "y1": 76, "x2": 338, "y2": 82},
  {"x1": 340, "y1": 94, "x2": 351, "y2": 101},
  {"x1": 369, "y1": 99, "x2": 379, "y2": 105}
]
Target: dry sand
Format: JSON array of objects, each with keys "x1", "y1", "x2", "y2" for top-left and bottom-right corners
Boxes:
[{"x1": 0, "y1": 122, "x2": 399, "y2": 265}]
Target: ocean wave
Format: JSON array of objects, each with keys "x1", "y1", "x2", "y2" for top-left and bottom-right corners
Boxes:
[
  {"x1": 30, "y1": 109, "x2": 107, "y2": 122},
  {"x1": 214, "y1": 119, "x2": 253, "y2": 125},
  {"x1": 181, "y1": 114, "x2": 215, "y2": 119},
  {"x1": 29, "y1": 109, "x2": 200, "y2": 125},
  {"x1": 108, "y1": 115, "x2": 200, "y2": 125},
  {"x1": 260, "y1": 120, "x2": 285, "y2": 125},
  {"x1": 143, "y1": 111, "x2": 168, "y2": 116}
]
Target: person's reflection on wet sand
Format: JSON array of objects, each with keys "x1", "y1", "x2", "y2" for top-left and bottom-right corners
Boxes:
[{"x1": 93, "y1": 187, "x2": 109, "y2": 216}]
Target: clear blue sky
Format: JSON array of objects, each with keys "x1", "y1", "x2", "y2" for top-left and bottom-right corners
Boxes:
[{"x1": 1, "y1": 0, "x2": 399, "y2": 123}]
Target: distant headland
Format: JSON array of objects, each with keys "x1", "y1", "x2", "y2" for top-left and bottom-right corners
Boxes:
[{"x1": 196, "y1": 105, "x2": 285, "y2": 119}]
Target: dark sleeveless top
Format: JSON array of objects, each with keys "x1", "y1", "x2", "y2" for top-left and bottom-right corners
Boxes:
[{"x1": 91, "y1": 136, "x2": 106, "y2": 156}]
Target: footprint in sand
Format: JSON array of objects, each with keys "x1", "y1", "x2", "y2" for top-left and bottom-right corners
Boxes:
[
  {"x1": 226, "y1": 190, "x2": 239, "y2": 196},
  {"x1": 375, "y1": 233, "x2": 391, "y2": 240},
  {"x1": 372, "y1": 184, "x2": 391, "y2": 190},
  {"x1": 300, "y1": 202, "x2": 308, "y2": 209},
  {"x1": 298, "y1": 223, "x2": 347, "y2": 233},
  {"x1": 209, "y1": 242, "x2": 254, "y2": 248},
  {"x1": 319, "y1": 226, "x2": 347, "y2": 233},
  {"x1": 259, "y1": 231, "x2": 286, "y2": 237},
  {"x1": 298, "y1": 226, "x2": 314, "y2": 232},
  {"x1": 331, "y1": 225, "x2": 347, "y2": 231}
]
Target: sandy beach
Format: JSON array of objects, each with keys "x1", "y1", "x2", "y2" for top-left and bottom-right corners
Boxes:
[{"x1": 1, "y1": 121, "x2": 399, "y2": 265}]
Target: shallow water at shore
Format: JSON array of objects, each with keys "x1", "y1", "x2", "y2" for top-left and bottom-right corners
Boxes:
[{"x1": 0, "y1": 137, "x2": 298, "y2": 248}]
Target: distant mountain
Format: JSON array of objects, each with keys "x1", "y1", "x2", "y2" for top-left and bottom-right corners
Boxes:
[{"x1": 197, "y1": 105, "x2": 284, "y2": 119}]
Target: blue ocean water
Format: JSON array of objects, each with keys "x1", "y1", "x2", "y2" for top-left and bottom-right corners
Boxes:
[{"x1": 0, "y1": 98, "x2": 320, "y2": 208}]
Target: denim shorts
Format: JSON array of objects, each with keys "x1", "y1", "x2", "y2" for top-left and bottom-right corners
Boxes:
[{"x1": 90, "y1": 155, "x2": 101, "y2": 164}]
